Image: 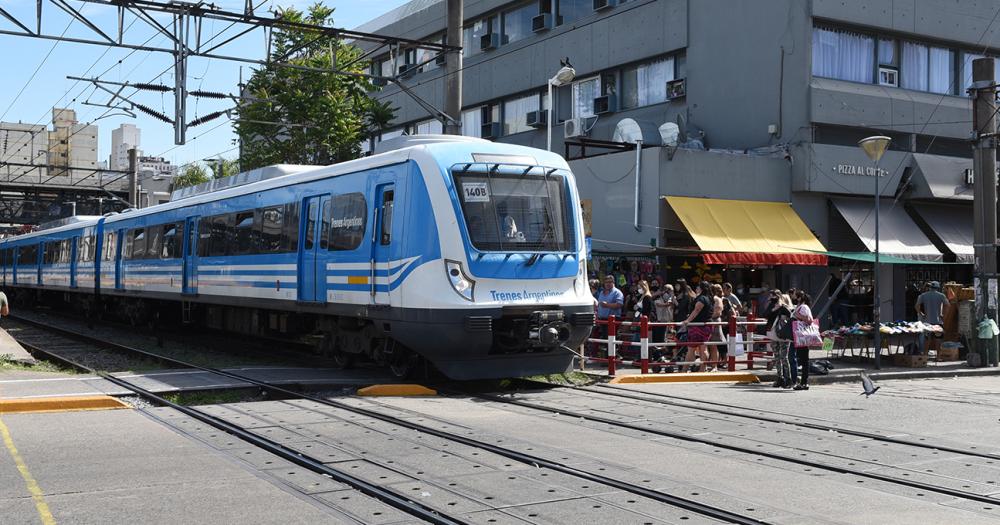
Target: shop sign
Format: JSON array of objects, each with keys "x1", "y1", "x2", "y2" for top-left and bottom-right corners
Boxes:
[
  {"x1": 963, "y1": 167, "x2": 1000, "y2": 186},
  {"x1": 834, "y1": 164, "x2": 888, "y2": 177}
]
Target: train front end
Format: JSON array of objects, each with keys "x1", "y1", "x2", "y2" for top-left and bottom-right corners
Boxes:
[{"x1": 401, "y1": 142, "x2": 594, "y2": 380}]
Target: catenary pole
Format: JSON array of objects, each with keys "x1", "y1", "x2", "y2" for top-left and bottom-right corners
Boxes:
[
  {"x1": 971, "y1": 57, "x2": 998, "y2": 366},
  {"x1": 443, "y1": 0, "x2": 463, "y2": 135},
  {"x1": 128, "y1": 148, "x2": 139, "y2": 208}
]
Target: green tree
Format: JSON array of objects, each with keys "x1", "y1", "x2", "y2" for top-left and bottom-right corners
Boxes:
[
  {"x1": 207, "y1": 157, "x2": 240, "y2": 179},
  {"x1": 173, "y1": 163, "x2": 210, "y2": 190},
  {"x1": 235, "y1": 4, "x2": 394, "y2": 170}
]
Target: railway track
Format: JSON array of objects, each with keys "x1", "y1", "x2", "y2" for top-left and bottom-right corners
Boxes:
[
  {"x1": 9, "y1": 315, "x2": 768, "y2": 525},
  {"x1": 458, "y1": 385, "x2": 1000, "y2": 508}
]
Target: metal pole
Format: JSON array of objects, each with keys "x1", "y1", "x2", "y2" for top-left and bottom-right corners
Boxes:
[
  {"x1": 547, "y1": 80, "x2": 554, "y2": 152},
  {"x1": 873, "y1": 156, "x2": 881, "y2": 369},
  {"x1": 443, "y1": 0, "x2": 463, "y2": 135},
  {"x1": 633, "y1": 140, "x2": 642, "y2": 231},
  {"x1": 174, "y1": 13, "x2": 188, "y2": 145},
  {"x1": 128, "y1": 148, "x2": 138, "y2": 208},
  {"x1": 972, "y1": 57, "x2": 998, "y2": 366}
]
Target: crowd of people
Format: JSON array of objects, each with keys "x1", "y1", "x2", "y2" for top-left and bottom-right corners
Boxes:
[{"x1": 588, "y1": 275, "x2": 818, "y2": 390}]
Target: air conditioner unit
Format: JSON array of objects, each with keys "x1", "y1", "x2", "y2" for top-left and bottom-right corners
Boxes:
[
  {"x1": 532, "y1": 13, "x2": 552, "y2": 32},
  {"x1": 878, "y1": 66, "x2": 898, "y2": 87},
  {"x1": 397, "y1": 64, "x2": 417, "y2": 78},
  {"x1": 666, "y1": 78, "x2": 687, "y2": 100},
  {"x1": 593, "y1": 94, "x2": 618, "y2": 115},
  {"x1": 527, "y1": 110, "x2": 548, "y2": 128},
  {"x1": 593, "y1": 0, "x2": 617, "y2": 11},
  {"x1": 481, "y1": 122, "x2": 502, "y2": 139},
  {"x1": 480, "y1": 33, "x2": 500, "y2": 51},
  {"x1": 564, "y1": 118, "x2": 587, "y2": 139}
]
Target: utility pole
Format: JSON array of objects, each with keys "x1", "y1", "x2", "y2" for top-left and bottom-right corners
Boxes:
[
  {"x1": 128, "y1": 148, "x2": 139, "y2": 209},
  {"x1": 971, "y1": 57, "x2": 998, "y2": 366},
  {"x1": 443, "y1": 0, "x2": 463, "y2": 135}
]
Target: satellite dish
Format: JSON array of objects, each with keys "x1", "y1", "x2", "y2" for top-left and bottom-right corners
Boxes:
[
  {"x1": 659, "y1": 123, "x2": 680, "y2": 148},
  {"x1": 612, "y1": 118, "x2": 644, "y2": 144}
]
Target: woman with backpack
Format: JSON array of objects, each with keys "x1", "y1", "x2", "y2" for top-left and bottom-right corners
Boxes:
[
  {"x1": 792, "y1": 291, "x2": 815, "y2": 391},
  {"x1": 765, "y1": 290, "x2": 795, "y2": 388},
  {"x1": 710, "y1": 283, "x2": 728, "y2": 368}
]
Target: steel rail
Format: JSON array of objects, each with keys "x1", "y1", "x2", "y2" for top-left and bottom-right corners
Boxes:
[
  {"x1": 12, "y1": 333, "x2": 465, "y2": 525},
  {"x1": 9, "y1": 315, "x2": 767, "y2": 525},
  {"x1": 584, "y1": 383, "x2": 1000, "y2": 462},
  {"x1": 467, "y1": 390, "x2": 1000, "y2": 507}
]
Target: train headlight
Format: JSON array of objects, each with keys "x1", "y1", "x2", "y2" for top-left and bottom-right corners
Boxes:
[{"x1": 445, "y1": 260, "x2": 475, "y2": 301}]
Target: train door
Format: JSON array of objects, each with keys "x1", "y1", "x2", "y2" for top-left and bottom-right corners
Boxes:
[
  {"x1": 371, "y1": 183, "x2": 395, "y2": 305},
  {"x1": 114, "y1": 229, "x2": 125, "y2": 289},
  {"x1": 298, "y1": 195, "x2": 330, "y2": 302},
  {"x1": 182, "y1": 216, "x2": 198, "y2": 294},
  {"x1": 70, "y1": 236, "x2": 79, "y2": 289}
]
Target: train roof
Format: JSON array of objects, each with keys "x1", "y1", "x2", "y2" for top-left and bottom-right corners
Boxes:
[{"x1": 0, "y1": 137, "x2": 570, "y2": 244}]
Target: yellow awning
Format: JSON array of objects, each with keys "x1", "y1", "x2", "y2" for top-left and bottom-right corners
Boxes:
[{"x1": 664, "y1": 196, "x2": 827, "y2": 265}]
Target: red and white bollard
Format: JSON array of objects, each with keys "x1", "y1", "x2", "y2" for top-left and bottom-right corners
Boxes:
[
  {"x1": 607, "y1": 315, "x2": 617, "y2": 376},
  {"x1": 727, "y1": 317, "x2": 738, "y2": 372},
  {"x1": 639, "y1": 315, "x2": 649, "y2": 374}
]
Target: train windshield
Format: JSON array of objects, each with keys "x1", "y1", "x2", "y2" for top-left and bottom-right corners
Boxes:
[{"x1": 453, "y1": 165, "x2": 572, "y2": 252}]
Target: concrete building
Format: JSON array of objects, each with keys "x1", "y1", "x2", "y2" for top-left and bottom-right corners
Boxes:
[
  {"x1": 137, "y1": 155, "x2": 177, "y2": 206},
  {"x1": 0, "y1": 122, "x2": 48, "y2": 181},
  {"x1": 110, "y1": 123, "x2": 140, "y2": 172},
  {"x1": 49, "y1": 108, "x2": 100, "y2": 185},
  {"x1": 360, "y1": 0, "x2": 984, "y2": 321}
]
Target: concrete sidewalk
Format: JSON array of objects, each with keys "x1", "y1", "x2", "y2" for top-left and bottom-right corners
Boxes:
[{"x1": 0, "y1": 327, "x2": 35, "y2": 365}]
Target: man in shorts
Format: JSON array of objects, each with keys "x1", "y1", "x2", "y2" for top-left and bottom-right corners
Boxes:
[{"x1": 916, "y1": 281, "x2": 947, "y2": 354}]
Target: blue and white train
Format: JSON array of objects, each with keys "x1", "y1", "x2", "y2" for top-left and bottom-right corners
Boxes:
[{"x1": 0, "y1": 136, "x2": 595, "y2": 379}]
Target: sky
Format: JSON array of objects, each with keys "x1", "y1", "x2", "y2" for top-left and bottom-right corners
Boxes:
[{"x1": 0, "y1": 0, "x2": 412, "y2": 171}]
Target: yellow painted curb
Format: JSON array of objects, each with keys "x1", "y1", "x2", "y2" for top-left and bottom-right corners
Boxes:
[
  {"x1": 0, "y1": 395, "x2": 130, "y2": 414},
  {"x1": 610, "y1": 372, "x2": 760, "y2": 384},
  {"x1": 356, "y1": 384, "x2": 438, "y2": 396}
]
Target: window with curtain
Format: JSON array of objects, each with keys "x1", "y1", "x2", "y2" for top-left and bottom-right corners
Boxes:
[
  {"x1": 414, "y1": 35, "x2": 443, "y2": 71},
  {"x1": 902, "y1": 42, "x2": 954, "y2": 94},
  {"x1": 811, "y1": 27, "x2": 874, "y2": 83},
  {"x1": 415, "y1": 120, "x2": 443, "y2": 134},
  {"x1": 878, "y1": 38, "x2": 896, "y2": 65},
  {"x1": 503, "y1": 3, "x2": 535, "y2": 44},
  {"x1": 572, "y1": 77, "x2": 601, "y2": 119},
  {"x1": 621, "y1": 57, "x2": 675, "y2": 109},
  {"x1": 901, "y1": 42, "x2": 929, "y2": 91},
  {"x1": 502, "y1": 93, "x2": 540, "y2": 135},
  {"x1": 462, "y1": 108, "x2": 482, "y2": 137}
]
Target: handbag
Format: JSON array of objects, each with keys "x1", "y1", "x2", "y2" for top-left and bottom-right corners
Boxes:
[
  {"x1": 774, "y1": 315, "x2": 793, "y2": 341},
  {"x1": 793, "y1": 318, "x2": 823, "y2": 347}
]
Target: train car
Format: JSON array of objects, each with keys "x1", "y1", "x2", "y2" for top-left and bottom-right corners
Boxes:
[{"x1": 0, "y1": 135, "x2": 594, "y2": 380}]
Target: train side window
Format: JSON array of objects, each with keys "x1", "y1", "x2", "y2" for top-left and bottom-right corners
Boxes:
[
  {"x1": 198, "y1": 219, "x2": 212, "y2": 257},
  {"x1": 60, "y1": 239, "x2": 71, "y2": 264},
  {"x1": 209, "y1": 215, "x2": 232, "y2": 257},
  {"x1": 235, "y1": 211, "x2": 255, "y2": 255},
  {"x1": 304, "y1": 200, "x2": 318, "y2": 250},
  {"x1": 162, "y1": 223, "x2": 183, "y2": 259},
  {"x1": 329, "y1": 193, "x2": 367, "y2": 251},
  {"x1": 127, "y1": 229, "x2": 146, "y2": 260},
  {"x1": 260, "y1": 206, "x2": 284, "y2": 253},
  {"x1": 319, "y1": 200, "x2": 331, "y2": 250},
  {"x1": 103, "y1": 232, "x2": 116, "y2": 261},
  {"x1": 380, "y1": 190, "x2": 394, "y2": 245},
  {"x1": 146, "y1": 225, "x2": 163, "y2": 260},
  {"x1": 18, "y1": 245, "x2": 37, "y2": 265},
  {"x1": 283, "y1": 202, "x2": 300, "y2": 252}
]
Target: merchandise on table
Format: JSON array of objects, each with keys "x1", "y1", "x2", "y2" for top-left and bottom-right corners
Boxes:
[{"x1": 821, "y1": 321, "x2": 943, "y2": 338}]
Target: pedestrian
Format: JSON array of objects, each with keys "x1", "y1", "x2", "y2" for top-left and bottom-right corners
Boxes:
[
  {"x1": 792, "y1": 291, "x2": 814, "y2": 391},
  {"x1": 915, "y1": 281, "x2": 948, "y2": 353},
  {"x1": 0, "y1": 290, "x2": 9, "y2": 317},
  {"x1": 709, "y1": 283, "x2": 726, "y2": 369},
  {"x1": 765, "y1": 290, "x2": 794, "y2": 388},
  {"x1": 673, "y1": 280, "x2": 694, "y2": 367},
  {"x1": 756, "y1": 283, "x2": 772, "y2": 318},
  {"x1": 679, "y1": 282, "x2": 714, "y2": 372},
  {"x1": 722, "y1": 282, "x2": 742, "y2": 315},
  {"x1": 596, "y1": 275, "x2": 624, "y2": 355},
  {"x1": 654, "y1": 283, "x2": 676, "y2": 340}
]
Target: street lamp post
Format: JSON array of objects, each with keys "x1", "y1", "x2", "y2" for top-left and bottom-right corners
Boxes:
[
  {"x1": 546, "y1": 64, "x2": 576, "y2": 152},
  {"x1": 858, "y1": 135, "x2": 891, "y2": 369}
]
